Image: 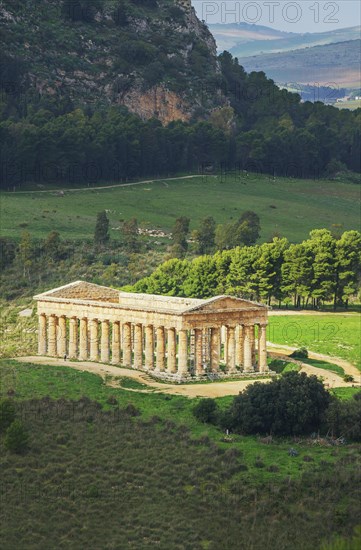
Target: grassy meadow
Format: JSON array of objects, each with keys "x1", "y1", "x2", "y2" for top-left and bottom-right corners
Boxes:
[
  {"x1": 268, "y1": 314, "x2": 361, "y2": 370},
  {"x1": 1, "y1": 173, "x2": 360, "y2": 243}
]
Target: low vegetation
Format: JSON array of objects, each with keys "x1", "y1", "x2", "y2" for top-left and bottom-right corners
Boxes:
[{"x1": 0, "y1": 362, "x2": 360, "y2": 549}]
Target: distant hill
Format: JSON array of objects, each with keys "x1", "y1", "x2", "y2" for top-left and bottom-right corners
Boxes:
[
  {"x1": 209, "y1": 22, "x2": 361, "y2": 57},
  {"x1": 207, "y1": 22, "x2": 293, "y2": 52},
  {"x1": 237, "y1": 40, "x2": 361, "y2": 90}
]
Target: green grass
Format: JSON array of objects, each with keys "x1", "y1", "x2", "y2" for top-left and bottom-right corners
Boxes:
[
  {"x1": 301, "y1": 358, "x2": 345, "y2": 377},
  {"x1": 331, "y1": 387, "x2": 361, "y2": 400},
  {"x1": 1, "y1": 173, "x2": 360, "y2": 242},
  {"x1": 268, "y1": 314, "x2": 361, "y2": 370}
]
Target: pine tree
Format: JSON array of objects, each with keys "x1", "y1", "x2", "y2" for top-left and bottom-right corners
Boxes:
[{"x1": 94, "y1": 211, "x2": 110, "y2": 246}]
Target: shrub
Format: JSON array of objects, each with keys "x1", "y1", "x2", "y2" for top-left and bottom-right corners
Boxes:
[
  {"x1": 228, "y1": 371, "x2": 330, "y2": 436},
  {"x1": 290, "y1": 347, "x2": 308, "y2": 359},
  {"x1": 343, "y1": 374, "x2": 354, "y2": 383},
  {"x1": 325, "y1": 393, "x2": 361, "y2": 441},
  {"x1": 0, "y1": 399, "x2": 16, "y2": 432},
  {"x1": 193, "y1": 399, "x2": 218, "y2": 424},
  {"x1": 4, "y1": 420, "x2": 29, "y2": 454}
]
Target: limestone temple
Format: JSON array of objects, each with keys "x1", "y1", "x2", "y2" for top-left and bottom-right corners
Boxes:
[{"x1": 34, "y1": 281, "x2": 269, "y2": 382}]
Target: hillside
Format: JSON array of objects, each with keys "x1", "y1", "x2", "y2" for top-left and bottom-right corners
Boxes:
[
  {"x1": 209, "y1": 22, "x2": 361, "y2": 57},
  {"x1": 237, "y1": 40, "x2": 361, "y2": 89},
  {"x1": 0, "y1": 0, "x2": 223, "y2": 123},
  {"x1": 1, "y1": 174, "x2": 360, "y2": 242}
]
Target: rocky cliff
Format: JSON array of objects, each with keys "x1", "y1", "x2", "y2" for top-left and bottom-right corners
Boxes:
[{"x1": 0, "y1": 0, "x2": 224, "y2": 123}]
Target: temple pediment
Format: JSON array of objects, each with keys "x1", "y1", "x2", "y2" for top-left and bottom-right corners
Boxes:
[{"x1": 183, "y1": 296, "x2": 267, "y2": 314}]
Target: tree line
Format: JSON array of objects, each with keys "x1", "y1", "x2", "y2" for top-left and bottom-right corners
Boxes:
[{"x1": 133, "y1": 229, "x2": 361, "y2": 309}]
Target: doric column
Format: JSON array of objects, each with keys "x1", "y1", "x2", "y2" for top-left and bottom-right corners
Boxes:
[
  {"x1": 111, "y1": 321, "x2": 121, "y2": 365},
  {"x1": 222, "y1": 326, "x2": 228, "y2": 361},
  {"x1": 178, "y1": 329, "x2": 188, "y2": 376},
  {"x1": 250, "y1": 325, "x2": 256, "y2": 367},
  {"x1": 156, "y1": 327, "x2": 165, "y2": 371},
  {"x1": 134, "y1": 324, "x2": 143, "y2": 369},
  {"x1": 69, "y1": 317, "x2": 78, "y2": 359},
  {"x1": 48, "y1": 315, "x2": 57, "y2": 356},
  {"x1": 57, "y1": 316, "x2": 67, "y2": 358},
  {"x1": 236, "y1": 325, "x2": 244, "y2": 367},
  {"x1": 227, "y1": 326, "x2": 236, "y2": 373},
  {"x1": 258, "y1": 324, "x2": 268, "y2": 373},
  {"x1": 101, "y1": 320, "x2": 110, "y2": 363},
  {"x1": 145, "y1": 325, "x2": 154, "y2": 370},
  {"x1": 243, "y1": 325, "x2": 253, "y2": 372},
  {"x1": 89, "y1": 319, "x2": 99, "y2": 361},
  {"x1": 38, "y1": 314, "x2": 47, "y2": 355},
  {"x1": 194, "y1": 328, "x2": 203, "y2": 376},
  {"x1": 78, "y1": 318, "x2": 88, "y2": 360},
  {"x1": 123, "y1": 322, "x2": 132, "y2": 367},
  {"x1": 167, "y1": 328, "x2": 177, "y2": 373},
  {"x1": 210, "y1": 327, "x2": 220, "y2": 372}
]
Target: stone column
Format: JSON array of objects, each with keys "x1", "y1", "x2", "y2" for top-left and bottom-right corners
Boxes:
[
  {"x1": 101, "y1": 320, "x2": 110, "y2": 363},
  {"x1": 222, "y1": 326, "x2": 228, "y2": 361},
  {"x1": 48, "y1": 315, "x2": 57, "y2": 356},
  {"x1": 156, "y1": 327, "x2": 165, "y2": 372},
  {"x1": 243, "y1": 325, "x2": 253, "y2": 373},
  {"x1": 111, "y1": 321, "x2": 121, "y2": 365},
  {"x1": 123, "y1": 322, "x2": 132, "y2": 367},
  {"x1": 134, "y1": 324, "x2": 143, "y2": 369},
  {"x1": 194, "y1": 328, "x2": 203, "y2": 376},
  {"x1": 258, "y1": 324, "x2": 268, "y2": 373},
  {"x1": 178, "y1": 329, "x2": 188, "y2": 376},
  {"x1": 210, "y1": 327, "x2": 220, "y2": 372},
  {"x1": 236, "y1": 325, "x2": 244, "y2": 367},
  {"x1": 79, "y1": 318, "x2": 88, "y2": 360},
  {"x1": 227, "y1": 326, "x2": 236, "y2": 373},
  {"x1": 38, "y1": 314, "x2": 47, "y2": 355},
  {"x1": 167, "y1": 328, "x2": 177, "y2": 374},
  {"x1": 69, "y1": 317, "x2": 78, "y2": 359},
  {"x1": 89, "y1": 319, "x2": 99, "y2": 361},
  {"x1": 145, "y1": 325, "x2": 154, "y2": 370},
  {"x1": 250, "y1": 325, "x2": 256, "y2": 367},
  {"x1": 57, "y1": 316, "x2": 67, "y2": 358}
]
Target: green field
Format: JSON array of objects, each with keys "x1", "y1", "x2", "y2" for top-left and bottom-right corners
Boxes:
[
  {"x1": 268, "y1": 315, "x2": 361, "y2": 370},
  {"x1": 1, "y1": 174, "x2": 360, "y2": 242}
]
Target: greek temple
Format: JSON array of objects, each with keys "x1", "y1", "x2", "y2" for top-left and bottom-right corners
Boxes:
[{"x1": 34, "y1": 281, "x2": 269, "y2": 381}]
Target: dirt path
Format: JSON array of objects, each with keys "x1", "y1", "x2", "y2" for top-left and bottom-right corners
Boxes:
[
  {"x1": 16, "y1": 355, "x2": 359, "y2": 398},
  {"x1": 268, "y1": 310, "x2": 358, "y2": 317},
  {"x1": 267, "y1": 342, "x2": 361, "y2": 381},
  {"x1": 4, "y1": 174, "x2": 204, "y2": 194}
]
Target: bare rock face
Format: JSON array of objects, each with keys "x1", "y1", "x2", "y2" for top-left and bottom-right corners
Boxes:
[
  {"x1": 120, "y1": 85, "x2": 192, "y2": 124},
  {"x1": 0, "y1": 0, "x2": 222, "y2": 123}
]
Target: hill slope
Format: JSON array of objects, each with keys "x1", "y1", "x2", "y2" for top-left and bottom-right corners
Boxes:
[
  {"x1": 0, "y1": 0, "x2": 222, "y2": 123},
  {"x1": 209, "y1": 22, "x2": 361, "y2": 57},
  {"x1": 237, "y1": 40, "x2": 361, "y2": 89}
]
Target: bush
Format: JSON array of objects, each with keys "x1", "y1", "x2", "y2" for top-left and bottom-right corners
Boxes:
[
  {"x1": 228, "y1": 371, "x2": 330, "y2": 436},
  {"x1": 0, "y1": 399, "x2": 16, "y2": 432},
  {"x1": 193, "y1": 399, "x2": 218, "y2": 424},
  {"x1": 4, "y1": 420, "x2": 29, "y2": 454},
  {"x1": 290, "y1": 347, "x2": 308, "y2": 359},
  {"x1": 343, "y1": 374, "x2": 354, "y2": 383},
  {"x1": 325, "y1": 393, "x2": 361, "y2": 441}
]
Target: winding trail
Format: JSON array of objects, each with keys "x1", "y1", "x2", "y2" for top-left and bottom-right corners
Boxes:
[
  {"x1": 15, "y1": 353, "x2": 360, "y2": 398},
  {"x1": 3, "y1": 174, "x2": 203, "y2": 194}
]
